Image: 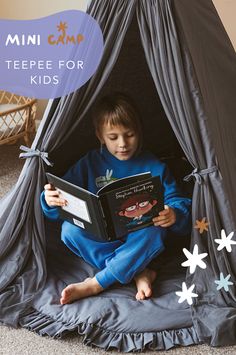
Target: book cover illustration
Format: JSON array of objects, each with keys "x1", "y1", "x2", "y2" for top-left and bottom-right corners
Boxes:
[{"x1": 102, "y1": 175, "x2": 163, "y2": 238}]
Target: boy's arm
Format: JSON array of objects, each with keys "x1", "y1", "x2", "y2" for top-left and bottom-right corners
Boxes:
[
  {"x1": 40, "y1": 190, "x2": 60, "y2": 220},
  {"x1": 168, "y1": 200, "x2": 192, "y2": 235},
  {"x1": 40, "y1": 155, "x2": 88, "y2": 220},
  {"x1": 162, "y1": 165, "x2": 192, "y2": 235}
]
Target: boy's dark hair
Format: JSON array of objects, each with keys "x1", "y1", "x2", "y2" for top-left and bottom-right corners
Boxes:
[{"x1": 93, "y1": 92, "x2": 143, "y2": 152}]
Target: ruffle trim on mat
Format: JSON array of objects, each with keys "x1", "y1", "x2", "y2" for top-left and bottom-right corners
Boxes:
[{"x1": 19, "y1": 308, "x2": 200, "y2": 352}]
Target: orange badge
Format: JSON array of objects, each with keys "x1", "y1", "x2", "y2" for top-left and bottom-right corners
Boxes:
[{"x1": 194, "y1": 217, "x2": 209, "y2": 234}]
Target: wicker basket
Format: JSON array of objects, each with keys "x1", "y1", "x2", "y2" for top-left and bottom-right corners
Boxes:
[{"x1": 0, "y1": 91, "x2": 37, "y2": 146}]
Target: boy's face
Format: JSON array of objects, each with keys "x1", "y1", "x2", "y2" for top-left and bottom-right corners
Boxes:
[{"x1": 98, "y1": 124, "x2": 139, "y2": 161}]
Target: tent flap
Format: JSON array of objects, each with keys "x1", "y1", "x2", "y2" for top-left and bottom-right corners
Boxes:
[{"x1": 0, "y1": 0, "x2": 236, "y2": 351}]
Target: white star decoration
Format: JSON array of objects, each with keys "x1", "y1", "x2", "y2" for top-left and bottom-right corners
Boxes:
[
  {"x1": 177, "y1": 224, "x2": 236, "y2": 299},
  {"x1": 214, "y1": 229, "x2": 236, "y2": 253},
  {"x1": 215, "y1": 273, "x2": 233, "y2": 292},
  {"x1": 181, "y1": 244, "x2": 208, "y2": 274},
  {"x1": 176, "y1": 282, "x2": 198, "y2": 305}
]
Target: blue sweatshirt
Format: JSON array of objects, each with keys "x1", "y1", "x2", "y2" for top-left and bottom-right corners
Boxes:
[{"x1": 41, "y1": 147, "x2": 191, "y2": 236}]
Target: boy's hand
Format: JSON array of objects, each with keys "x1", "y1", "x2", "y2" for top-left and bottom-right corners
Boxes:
[
  {"x1": 44, "y1": 184, "x2": 67, "y2": 207},
  {"x1": 152, "y1": 205, "x2": 176, "y2": 227}
]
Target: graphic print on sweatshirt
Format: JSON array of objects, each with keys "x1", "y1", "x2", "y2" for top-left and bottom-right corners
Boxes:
[{"x1": 95, "y1": 169, "x2": 117, "y2": 188}]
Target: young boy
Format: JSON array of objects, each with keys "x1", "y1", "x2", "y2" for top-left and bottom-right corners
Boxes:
[{"x1": 41, "y1": 93, "x2": 191, "y2": 304}]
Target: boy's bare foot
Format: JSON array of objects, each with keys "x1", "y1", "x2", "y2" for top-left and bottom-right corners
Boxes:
[
  {"x1": 60, "y1": 277, "x2": 104, "y2": 305},
  {"x1": 134, "y1": 268, "x2": 157, "y2": 301}
]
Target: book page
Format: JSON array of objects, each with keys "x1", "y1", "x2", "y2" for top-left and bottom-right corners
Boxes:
[{"x1": 57, "y1": 188, "x2": 92, "y2": 224}]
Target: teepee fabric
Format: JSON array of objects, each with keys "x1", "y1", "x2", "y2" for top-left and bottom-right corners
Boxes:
[{"x1": 0, "y1": 0, "x2": 236, "y2": 351}]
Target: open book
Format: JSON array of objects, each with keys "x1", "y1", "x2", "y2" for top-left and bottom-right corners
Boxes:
[{"x1": 46, "y1": 172, "x2": 164, "y2": 241}]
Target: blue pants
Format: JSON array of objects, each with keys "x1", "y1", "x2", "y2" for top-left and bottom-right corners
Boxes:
[{"x1": 61, "y1": 222, "x2": 166, "y2": 289}]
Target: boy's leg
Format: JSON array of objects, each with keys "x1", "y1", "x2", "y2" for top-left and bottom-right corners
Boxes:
[
  {"x1": 60, "y1": 221, "x2": 123, "y2": 304},
  {"x1": 60, "y1": 276, "x2": 104, "y2": 304},
  {"x1": 60, "y1": 223, "x2": 166, "y2": 304},
  {"x1": 61, "y1": 222, "x2": 123, "y2": 269},
  {"x1": 95, "y1": 225, "x2": 166, "y2": 288},
  {"x1": 134, "y1": 268, "x2": 158, "y2": 300}
]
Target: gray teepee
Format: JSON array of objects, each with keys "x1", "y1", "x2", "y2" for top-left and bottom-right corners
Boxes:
[{"x1": 0, "y1": 0, "x2": 236, "y2": 351}]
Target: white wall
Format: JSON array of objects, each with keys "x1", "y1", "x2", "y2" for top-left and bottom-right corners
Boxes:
[
  {"x1": 213, "y1": 0, "x2": 236, "y2": 49},
  {"x1": 1, "y1": 0, "x2": 88, "y2": 18}
]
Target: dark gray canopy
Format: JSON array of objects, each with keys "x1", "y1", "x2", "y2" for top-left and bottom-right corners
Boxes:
[{"x1": 0, "y1": 0, "x2": 236, "y2": 352}]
